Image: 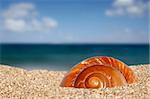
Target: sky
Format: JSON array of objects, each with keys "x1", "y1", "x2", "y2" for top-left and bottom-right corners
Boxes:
[{"x1": 0, "y1": 0, "x2": 149, "y2": 44}]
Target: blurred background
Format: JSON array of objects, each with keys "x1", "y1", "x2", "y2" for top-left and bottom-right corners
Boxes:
[{"x1": 0, "y1": 0, "x2": 149, "y2": 70}]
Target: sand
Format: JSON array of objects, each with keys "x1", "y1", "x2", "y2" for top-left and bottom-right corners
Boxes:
[{"x1": 0, "y1": 64, "x2": 149, "y2": 99}]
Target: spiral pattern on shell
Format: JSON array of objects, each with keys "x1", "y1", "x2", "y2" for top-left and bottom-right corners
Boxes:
[{"x1": 60, "y1": 56, "x2": 138, "y2": 88}]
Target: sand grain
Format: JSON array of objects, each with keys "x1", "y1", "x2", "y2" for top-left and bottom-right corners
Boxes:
[{"x1": 0, "y1": 64, "x2": 149, "y2": 99}]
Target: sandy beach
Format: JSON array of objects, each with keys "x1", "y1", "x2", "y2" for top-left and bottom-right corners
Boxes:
[{"x1": 0, "y1": 64, "x2": 149, "y2": 99}]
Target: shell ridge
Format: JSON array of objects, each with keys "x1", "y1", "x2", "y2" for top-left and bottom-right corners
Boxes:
[
  {"x1": 74, "y1": 65, "x2": 125, "y2": 88},
  {"x1": 61, "y1": 56, "x2": 138, "y2": 88},
  {"x1": 81, "y1": 71, "x2": 112, "y2": 88}
]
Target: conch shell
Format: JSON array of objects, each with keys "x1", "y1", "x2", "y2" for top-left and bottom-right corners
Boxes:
[{"x1": 60, "y1": 56, "x2": 138, "y2": 88}]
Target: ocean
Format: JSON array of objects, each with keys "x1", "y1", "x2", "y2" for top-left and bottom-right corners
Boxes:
[{"x1": 0, "y1": 44, "x2": 149, "y2": 70}]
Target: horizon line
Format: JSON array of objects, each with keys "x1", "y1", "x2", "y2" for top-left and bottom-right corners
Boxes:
[{"x1": 0, "y1": 43, "x2": 149, "y2": 45}]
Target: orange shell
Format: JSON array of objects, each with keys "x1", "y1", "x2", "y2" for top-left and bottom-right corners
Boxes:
[{"x1": 60, "y1": 56, "x2": 138, "y2": 88}]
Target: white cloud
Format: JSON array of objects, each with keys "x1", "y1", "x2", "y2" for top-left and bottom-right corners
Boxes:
[
  {"x1": 1, "y1": 3, "x2": 58, "y2": 33},
  {"x1": 105, "y1": 0, "x2": 148, "y2": 17},
  {"x1": 2, "y1": 3, "x2": 36, "y2": 18},
  {"x1": 113, "y1": 0, "x2": 134, "y2": 7},
  {"x1": 4, "y1": 19, "x2": 26, "y2": 32}
]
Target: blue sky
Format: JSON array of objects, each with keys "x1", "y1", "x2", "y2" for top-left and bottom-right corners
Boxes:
[{"x1": 0, "y1": 0, "x2": 149, "y2": 44}]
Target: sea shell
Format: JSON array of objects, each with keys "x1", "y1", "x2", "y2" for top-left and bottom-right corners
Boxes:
[{"x1": 60, "y1": 56, "x2": 138, "y2": 88}]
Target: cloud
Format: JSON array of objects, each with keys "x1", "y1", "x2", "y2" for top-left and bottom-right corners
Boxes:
[
  {"x1": 1, "y1": 3, "x2": 58, "y2": 33},
  {"x1": 105, "y1": 0, "x2": 148, "y2": 17},
  {"x1": 2, "y1": 3, "x2": 36, "y2": 18},
  {"x1": 114, "y1": 0, "x2": 134, "y2": 7}
]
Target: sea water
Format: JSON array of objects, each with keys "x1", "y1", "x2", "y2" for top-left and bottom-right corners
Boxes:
[{"x1": 0, "y1": 44, "x2": 149, "y2": 70}]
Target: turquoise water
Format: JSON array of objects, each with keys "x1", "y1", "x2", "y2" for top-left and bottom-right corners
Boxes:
[{"x1": 0, "y1": 44, "x2": 149, "y2": 70}]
